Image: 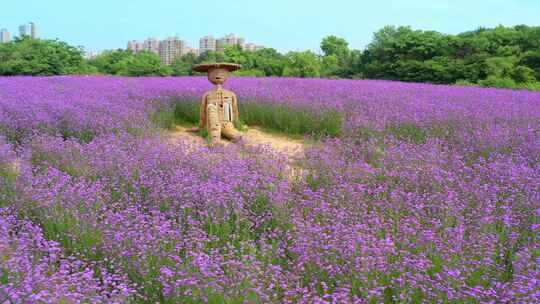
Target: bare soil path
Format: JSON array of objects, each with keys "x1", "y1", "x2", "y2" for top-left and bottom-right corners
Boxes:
[{"x1": 167, "y1": 125, "x2": 306, "y2": 157}]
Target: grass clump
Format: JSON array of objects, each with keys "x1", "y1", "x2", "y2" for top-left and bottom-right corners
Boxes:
[
  {"x1": 160, "y1": 98, "x2": 343, "y2": 138},
  {"x1": 0, "y1": 162, "x2": 18, "y2": 208},
  {"x1": 239, "y1": 101, "x2": 343, "y2": 137},
  {"x1": 353, "y1": 121, "x2": 457, "y2": 146},
  {"x1": 386, "y1": 123, "x2": 428, "y2": 144}
]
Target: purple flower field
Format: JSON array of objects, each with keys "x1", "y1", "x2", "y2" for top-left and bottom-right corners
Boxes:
[{"x1": 0, "y1": 76, "x2": 539, "y2": 303}]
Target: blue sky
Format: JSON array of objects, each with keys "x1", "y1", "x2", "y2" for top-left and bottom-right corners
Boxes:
[{"x1": 1, "y1": 0, "x2": 539, "y2": 53}]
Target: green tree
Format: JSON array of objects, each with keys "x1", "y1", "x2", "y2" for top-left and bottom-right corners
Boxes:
[
  {"x1": 282, "y1": 51, "x2": 321, "y2": 78},
  {"x1": 197, "y1": 50, "x2": 227, "y2": 64},
  {"x1": 510, "y1": 65, "x2": 536, "y2": 83},
  {"x1": 88, "y1": 49, "x2": 134, "y2": 75},
  {"x1": 320, "y1": 35, "x2": 353, "y2": 77},
  {"x1": 251, "y1": 48, "x2": 286, "y2": 76},
  {"x1": 321, "y1": 55, "x2": 340, "y2": 77},
  {"x1": 223, "y1": 44, "x2": 249, "y2": 67},
  {"x1": 321, "y1": 35, "x2": 349, "y2": 58},
  {"x1": 233, "y1": 69, "x2": 265, "y2": 77},
  {"x1": 520, "y1": 51, "x2": 540, "y2": 80},
  {"x1": 171, "y1": 53, "x2": 198, "y2": 76},
  {"x1": 360, "y1": 24, "x2": 540, "y2": 89},
  {"x1": 0, "y1": 37, "x2": 88, "y2": 75},
  {"x1": 484, "y1": 56, "x2": 518, "y2": 78},
  {"x1": 116, "y1": 51, "x2": 171, "y2": 76}
]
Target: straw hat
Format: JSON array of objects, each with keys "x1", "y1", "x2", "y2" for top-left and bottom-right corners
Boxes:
[{"x1": 192, "y1": 62, "x2": 242, "y2": 73}]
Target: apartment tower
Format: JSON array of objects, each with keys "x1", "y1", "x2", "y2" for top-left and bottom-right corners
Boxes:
[
  {"x1": 199, "y1": 35, "x2": 216, "y2": 54},
  {"x1": 127, "y1": 40, "x2": 145, "y2": 53},
  {"x1": 216, "y1": 34, "x2": 245, "y2": 51},
  {"x1": 0, "y1": 29, "x2": 11, "y2": 43},
  {"x1": 19, "y1": 22, "x2": 38, "y2": 39},
  {"x1": 144, "y1": 38, "x2": 160, "y2": 54},
  {"x1": 159, "y1": 37, "x2": 186, "y2": 65},
  {"x1": 243, "y1": 43, "x2": 265, "y2": 52}
]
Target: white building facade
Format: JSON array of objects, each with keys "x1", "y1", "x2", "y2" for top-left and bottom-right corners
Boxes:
[
  {"x1": 127, "y1": 40, "x2": 145, "y2": 53},
  {"x1": 243, "y1": 43, "x2": 265, "y2": 52},
  {"x1": 159, "y1": 37, "x2": 186, "y2": 65},
  {"x1": 216, "y1": 34, "x2": 245, "y2": 51},
  {"x1": 144, "y1": 38, "x2": 160, "y2": 54},
  {"x1": 19, "y1": 22, "x2": 38, "y2": 39},
  {"x1": 199, "y1": 35, "x2": 216, "y2": 54},
  {"x1": 0, "y1": 29, "x2": 11, "y2": 43}
]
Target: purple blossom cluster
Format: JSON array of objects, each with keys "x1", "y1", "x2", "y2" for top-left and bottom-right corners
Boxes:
[
  {"x1": 0, "y1": 208, "x2": 135, "y2": 303},
  {"x1": 297, "y1": 137, "x2": 539, "y2": 302},
  {"x1": 0, "y1": 137, "x2": 134, "y2": 303},
  {"x1": 15, "y1": 134, "x2": 291, "y2": 302},
  {"x1": 2, "y1": 76, "x2": 539, "y2": 159},
  {"x1": 0, "y1": 76, "x2": 539, "y2": 303}
]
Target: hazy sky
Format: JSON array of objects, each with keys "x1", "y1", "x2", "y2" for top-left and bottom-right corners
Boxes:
[{"x1": 1, "y1": 0, "x2": 539, "y2": 53}]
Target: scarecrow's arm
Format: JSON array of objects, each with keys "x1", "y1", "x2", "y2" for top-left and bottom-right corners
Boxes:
[{"x1": 232, "y1": 92, "x2": 239, "y2": 121}]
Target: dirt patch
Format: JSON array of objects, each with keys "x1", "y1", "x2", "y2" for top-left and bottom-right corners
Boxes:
[
  {"x1": 242, "y1": 127, "x2": 305, "y2": 156},
  {"x1": 10, "y1": 159, "x2": 21, "y2": 175},
  {"x1": 168, "y1": 125, "x2": 305, "y2": 157},
  {"x1": 167, "y1": 125, "x2": 206, "y2": 149}
]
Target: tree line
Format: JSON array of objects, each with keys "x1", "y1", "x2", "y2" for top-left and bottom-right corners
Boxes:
[{"x1": 1, "y1": 25, "x2": 539, "y2": 90}]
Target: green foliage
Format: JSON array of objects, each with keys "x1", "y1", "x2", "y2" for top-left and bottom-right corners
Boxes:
[
  {"x1": 363, "y1": 24, "x2": 540, "y2": 90},
  {"x1": 116, "y1": 51, "x2": 172, "y2": 76},
  {"x1": 321, "y1": 35, "x2": 349, "y2": 58},
  {"x1": 173, "y1": 100, "x2": 200, "y2": 124},
  {"x1": 520, "y1": 51, "x2": 540, "y2": 79},
  {"x1": 518, "y1": 82, "x2": 540, "y2": 91},
  {"x1": 223, "y1": 44, "x2": 249, "y2": 67},
  {"x1": 90, "y1": 50, "x2": 171, "y2": 76},
  {"x1": 233, "y1": 69, "x2": 265, "y2": 77},
  {"x1": 150, "y1": 106, "x2": 177, "y2": 130},
  {"x1": 478, "y1": 76, "x2": 517, "y2": 89},
  {"x1": 484, "y1": 56, "x2": 518, "y2": 78},
  {"x1": 40, "y1": 210, "x2": 104, "y2": 261},
  {"x1": 170, "y1": 53, "x2": 198, "y2": 76},
  {"x1": 321, "y1": 54, "x2": 341, "y2": 77},
  {"x1": 198, "y1": 49, "x2": 227, "y2": 64},
  {"x1": 238, "y1": 102, "x2": 342, "y2": 137},
  {"x1": 0, "y1": 37, "x2": 88, "y2": 75},
  {"x1": 510, "y1": 65, "x2": 536, "y2": 83},
  {"x1": 251, "y1": 48, "x2": 287, "y2": 76},
  {"x1": 283, "y1": 51, "x2": 321, "y2": 78},
  {"x1": 320, "y1": 36, "x2": 361, "y2": 78},
  {"x1": 386, "y1": 123, "x2": 428, "y2": 144},
  {"x1": 0, "y1": 162, "x2": 18, "y2": 208},
  {"x1": 88, "y1": 49, "x2": 133, "y2": 75}
]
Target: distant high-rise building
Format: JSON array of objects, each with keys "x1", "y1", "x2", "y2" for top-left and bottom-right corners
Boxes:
[
  {"x1": 0, "y1": 29, "x2": 11, "y2": 43},
  {"x1": 126, "y1": 33, "x2": 264, "y2": 64},
  {"x1": 159, "y1": 37, "x2": 186, "y2": 65},
  {"x1": 199, "y1": 35, "x2": 216, "y2": 54},
  {"x1": 184, "y1": 47, "x2": 199, "y2": 56},
  {"x1": 237, "y1": 37, "x2": 245, "y2": 48},
  {"x1": 216, "y1": 34, "x2": 244, "y2": 51},
  {"x1": 127, "y1": 41, "x2": 135, "y2": 52},
  {"x1": 19, "y1": 22, "x2": 38, "y2": 39},
  {"x1": 144, "y1": 38, "x2": 160, "y2": 54},
  {"x1": 127, "y1": 41, "x2": 135, "y2": 51},
  {"x1": 243, "y1": 43, "x2": 265, "y2": 52},
  {"x1": 19, "y1": 24, "x2": 31, "y2": 37},
  {"x1": 30, "y1": 22, "x2": 38, "y2": 38},
  {"x1": 127, "y1": 40, "x2": 145, "y2": 53}
]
